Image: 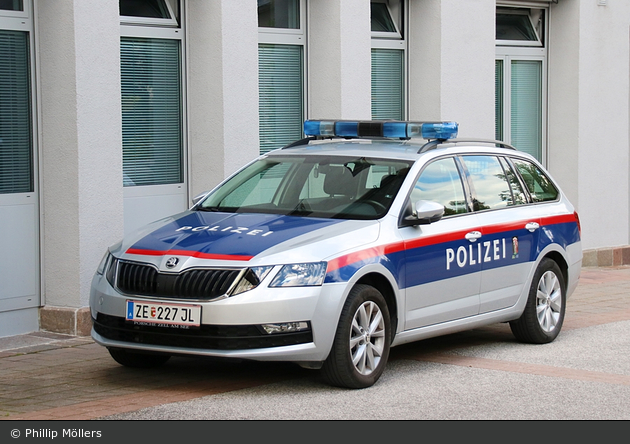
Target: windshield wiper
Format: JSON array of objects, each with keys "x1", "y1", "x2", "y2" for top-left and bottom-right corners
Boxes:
[{"x1": 195, "y1": 206, "x2": 221, "y2": 212}]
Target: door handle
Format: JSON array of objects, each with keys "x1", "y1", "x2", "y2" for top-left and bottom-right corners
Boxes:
[
  {"x1": 465, "y1": 231, "x2": 482, "y2": 242},
  {"x1": 525, "y1": 222, "x2": 540, "y2": 232}
]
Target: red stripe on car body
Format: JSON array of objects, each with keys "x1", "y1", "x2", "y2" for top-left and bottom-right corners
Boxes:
[{"x1": 125, "y1": 248, "x2": 254, "y2": 262}]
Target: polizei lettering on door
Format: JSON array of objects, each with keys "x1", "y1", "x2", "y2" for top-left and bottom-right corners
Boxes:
[{"x1": 446, "y1": 238, "x2": 511, "y2": 270}]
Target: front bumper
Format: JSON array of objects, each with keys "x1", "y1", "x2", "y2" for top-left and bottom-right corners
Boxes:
[{"x1": 89, "y1": 271, "x2": 347, "y2": 363}]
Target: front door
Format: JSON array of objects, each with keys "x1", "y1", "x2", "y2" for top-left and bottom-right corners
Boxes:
[{"x1": 401, "y1": 157, "x2": 481, "y2": 330}]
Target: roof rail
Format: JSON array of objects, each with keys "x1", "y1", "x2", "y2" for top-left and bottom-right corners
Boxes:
[
  {"x1": 280, "y1": 136, "x2": 319, "y2": 149},
  {"x1": 418, "y1": 138, "x2": 517, "y2": 153}
]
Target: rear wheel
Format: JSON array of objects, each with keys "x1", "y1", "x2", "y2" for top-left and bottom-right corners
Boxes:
[
  {"x1": 510, "y1": 258, "x2": 566, "y2": 344},
  {"x1": 321, "y1": 284, "x2": 391, "y2": 389},
  {"x1": 107, "y1": 347, "x2": 171, "y2": 368}
]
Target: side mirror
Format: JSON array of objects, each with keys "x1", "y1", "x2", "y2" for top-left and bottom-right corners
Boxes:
[{"x1": 400, "y1": 200, "x2": 445, "y2": 227}]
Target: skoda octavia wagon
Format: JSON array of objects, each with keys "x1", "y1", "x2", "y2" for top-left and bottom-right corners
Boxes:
[{"x1": 90, "y1": 120, "x2": 582, "y2": 388}]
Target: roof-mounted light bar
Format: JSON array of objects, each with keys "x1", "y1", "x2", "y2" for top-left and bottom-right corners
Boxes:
[{"x1": 303, "y1": 120, "x2": 459, "y2": 140}]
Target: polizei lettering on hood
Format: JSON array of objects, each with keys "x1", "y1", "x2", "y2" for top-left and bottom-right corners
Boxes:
[
  {"x1": 446, "y1": 237, "x2": 516, "y2": 270},
  {"x1": 176, "y1": 225, "x2": 274, "y2": 236}
]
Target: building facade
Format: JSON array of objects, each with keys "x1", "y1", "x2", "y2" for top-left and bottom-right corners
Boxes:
[{"x1": 0, "y1": 0, "x2": 628, "y2": 338}]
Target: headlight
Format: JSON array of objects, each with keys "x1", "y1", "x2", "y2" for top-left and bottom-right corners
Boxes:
[
  {"x1": 230, "y1": 266, "x2": 274, "y2": 296},
  {"x1": 270, "y1": 262, "x2": 327, "y2": 288},
  {"x1": 96, "y1": 251, "x2": 110, "y2": 275},
  {"x1": 96, "y1": 250, "x2": 117, "y2": 287}
]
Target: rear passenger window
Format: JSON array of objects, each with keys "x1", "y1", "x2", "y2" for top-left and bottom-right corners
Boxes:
[
  {"x1": 411, "y1": 158, "x2": 467, "y2": 216},
  {"x1": 512, "y1": 158, "x2": 559, "y2": 202},
  {"x1": 462, "y1": 155, "x2": 514, "y2": 211},
  {"x1": 500, "y1": 157, "x2": 527, "y2": 206}
]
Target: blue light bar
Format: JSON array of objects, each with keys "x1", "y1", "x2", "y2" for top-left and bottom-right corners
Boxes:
[
  {"x1": 304, "y1": 120, "x2": 335, "y2": 136},
  {"x1": 335, "y1": 121, "x2": 359, "y2": 137},
  {"x1": 421, "y1": 122, "x2": 459, "y2": 140},
  {"x1": 303, "y1": 120, "x2": 458, "y2": 140}
]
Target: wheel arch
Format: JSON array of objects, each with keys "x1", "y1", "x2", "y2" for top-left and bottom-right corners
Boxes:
[
  {"x1": 541, "y1": 249, "x2": 569, "y2": 289},
  {"x1": 354, "y1": 272, "x2": 399, "y2": 341}
]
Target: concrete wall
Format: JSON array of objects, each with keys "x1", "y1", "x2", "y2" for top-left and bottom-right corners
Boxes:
[
  {"x1": 549, "y1": 0, "x2": 630, "y2": 251},
  {"x1": 37, "y1": 0, "x2": 124, "y2": 329},
  {"x1": 409, "y1": 0, "x2": 495, "y2": 138},
  {"x1": 187, "y1": 0, "x2": 260, "y2": 196},
  {"x1": 308, "y1": 0, "x2": 372, "y2": 120}
]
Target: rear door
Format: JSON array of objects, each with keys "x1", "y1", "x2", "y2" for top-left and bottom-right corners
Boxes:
[{"x1": 459, "y1": 155, "x2": 539, "y2": 313}]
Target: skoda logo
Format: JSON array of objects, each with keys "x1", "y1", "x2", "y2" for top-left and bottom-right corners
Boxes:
[{"x1": 165, "y1": 257, "x2": 179, "y2": 269}]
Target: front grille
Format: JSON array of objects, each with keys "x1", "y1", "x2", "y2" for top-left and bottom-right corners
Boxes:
[
  {"x1": 115, "y1": 261, "x2": 241, "y2": 300},
  {"x1": 94, "y1": 313, "x2": 313, "y2": 350}
]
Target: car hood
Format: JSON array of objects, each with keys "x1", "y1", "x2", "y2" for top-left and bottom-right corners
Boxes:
[{"x1": 119, "y1": 210, "x2": 380, "y2": 266}]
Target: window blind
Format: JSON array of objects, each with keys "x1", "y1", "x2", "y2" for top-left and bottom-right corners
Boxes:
[
  {"x1": 495, "y1": 60, "x2": 503, "y2": 141},
  {"x1": 121, "y1": 37, "x2": 182, "y2": 186},
  {"x1": 0, "y1": 30, "x2": 32, "y2": 194},
  {"x1": 511, "y1": 60, "x2": 542, "y2": 159},
  {"x1": 371, "y1": 48, "x2": 404, "y2": 120},
  {"x1": 258, "y1": 44, "x2": 304, "y2": 154}
]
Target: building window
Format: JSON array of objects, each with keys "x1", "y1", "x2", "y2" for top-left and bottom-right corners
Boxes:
[
  {"x1": 258, "y1": 0, "x2": 299, "y2": 29},
  {"x1": 495, "y1": 59, "x2": 503, "y2": 142},
  {"x1": 120, "y1": 0, "x2": 183, "y2": 187},
  {"x1": 0, "y1": 0, "x2": 23, "y2": 12},
  {"x1": 258, "y1": 0, "x2": 305, "y2": 154},
  {"x1": 0, "y1": 29, "x2": 32, "y2": 193},
  {"x1": 496, "y1": 7, "x2": 543, "y2": 46},
  {"x1": 120, "y1": 0, "x2": 179, "y2": 27},
  {"x1": 121, "y1": 37, "x2": 182, "y2": 186},
  {"x1": 0, "y1": 0, "x2": 39, "y2": 318},
  {"x1": 371, "y1": 1, "x2": 401, "y2": 38},
  {"x1": 259, "y1": 44, "x2": 303, "y2": 155},
  {"x1": 371, "y1": 0, "x2": 406, "y2": 120},
  {"x1": 496, "y1": 5, "x2": 546, "y2": 162}
]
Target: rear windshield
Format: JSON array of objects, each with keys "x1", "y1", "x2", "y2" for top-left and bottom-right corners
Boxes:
[{"x1": 198, "y1": 155, "x2": 412, "y2": 220}]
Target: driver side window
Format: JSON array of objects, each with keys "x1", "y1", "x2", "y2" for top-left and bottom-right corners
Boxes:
[{"x1": 411, "y1": 158, "x2": 468, "y2": 216}]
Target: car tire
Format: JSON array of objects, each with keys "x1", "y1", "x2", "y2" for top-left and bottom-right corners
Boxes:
[
  {"x1": 107, "y1": 347, "x2": 171, "y2": 368},
  {"x1": 321, "y1": 284, "x2": 391, "y2": 389},
  {"x1": 510, "y1": 258, "x2": 566, "y2": 344}
]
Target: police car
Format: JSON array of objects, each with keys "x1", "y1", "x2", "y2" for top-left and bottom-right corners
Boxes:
[{"x1": 90, "y1": 120, "x2": 582, "y2": 389}]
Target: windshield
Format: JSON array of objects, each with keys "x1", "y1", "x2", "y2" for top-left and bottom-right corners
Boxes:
[{"x1": 198, "y1": 155, "x2": 412, "y2": 220}]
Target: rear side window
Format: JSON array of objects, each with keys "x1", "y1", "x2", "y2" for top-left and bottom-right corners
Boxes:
[
  {"x1": 500, "y1": 157, "x2": 527, "y2": 206},
  {"x1": 511, "y1": 158, "x2": 559, "y2": 202},
  {"x1": 462, "y1": 155, "x2": 515, "y2": 211}
]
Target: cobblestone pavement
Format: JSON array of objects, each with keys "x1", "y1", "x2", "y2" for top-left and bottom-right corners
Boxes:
[{"x1": 1, "y1": 266, "x2": 629, "y2": 420}]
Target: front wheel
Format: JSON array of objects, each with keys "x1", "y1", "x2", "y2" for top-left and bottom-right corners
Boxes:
[
  {"x1": 321, "y1": 284, "x2": 391, "y2": 389},
  {"x1": 510, "y1": 258, "x2": 566, "y2": 344}
]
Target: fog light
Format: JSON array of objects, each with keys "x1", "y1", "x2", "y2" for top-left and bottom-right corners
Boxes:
[{"x1": 260, "y1": 322, "x2": 310, "y2": 334}]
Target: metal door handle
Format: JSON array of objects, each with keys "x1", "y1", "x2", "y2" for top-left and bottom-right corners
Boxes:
[
  {"x1": 465, "y1": 231, "x2": 482, "y2": 242},
  {"x1": 525, "y1": 222, "x2": 540, "y2": 232}
]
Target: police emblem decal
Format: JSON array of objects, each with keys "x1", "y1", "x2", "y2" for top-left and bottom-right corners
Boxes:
[
  {"x1": 165, "y1": 257, "x2": 179, "y2": 269},
  {"x1": 512, "y1": 237, "x2": 519, "y2": 259}
]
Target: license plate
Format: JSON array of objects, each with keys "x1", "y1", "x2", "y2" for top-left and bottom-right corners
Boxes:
[{"x1": 126, "y1": 300, "x2": 202, "y2": 328}]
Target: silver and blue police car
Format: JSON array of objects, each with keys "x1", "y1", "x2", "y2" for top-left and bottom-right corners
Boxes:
[{"x1": 90, "y1": 120, "x2": 582, "y2": 388}]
